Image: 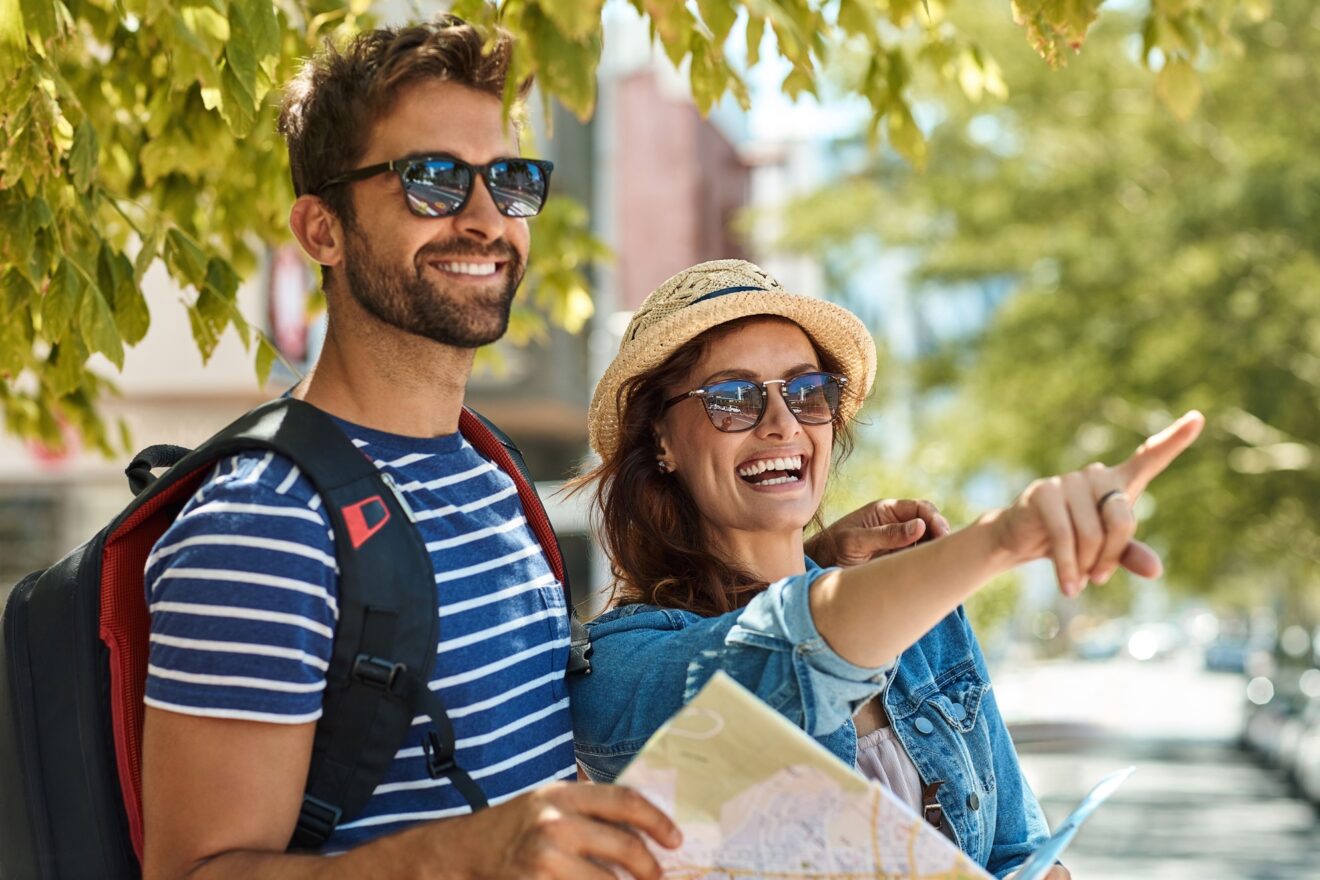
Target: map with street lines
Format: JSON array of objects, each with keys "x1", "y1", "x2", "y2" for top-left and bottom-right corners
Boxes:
[{"x1": 617, "y1": 671, "x2": 993, "y2": 880}]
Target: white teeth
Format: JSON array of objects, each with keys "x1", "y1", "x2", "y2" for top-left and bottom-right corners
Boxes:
[
  {"x1": 737, "y1": 455, "x2": 804, "y2": 477},
  {"x1": 757, "y1": 475, "x2": 800, "y2": 486},
  {"x1": 437, "y1": 261, "x2": 497, "y2": 276}
]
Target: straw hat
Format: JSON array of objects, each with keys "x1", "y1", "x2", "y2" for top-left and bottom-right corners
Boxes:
[{"x1": 588, "y1": 259, "x2": 877, "y2": 459}]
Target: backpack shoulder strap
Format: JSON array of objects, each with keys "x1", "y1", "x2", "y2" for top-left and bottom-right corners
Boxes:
[
  {"x1": 153, "y1": 399, "x2": 488, "y2": 849},
  {"x1": 459, "y1": 408, "x2": 592, "y2": 676}
]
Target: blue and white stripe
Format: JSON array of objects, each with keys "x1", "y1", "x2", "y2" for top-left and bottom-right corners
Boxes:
[{"x1": 145, "y1": 417, "x2": 575, "y2": 851}]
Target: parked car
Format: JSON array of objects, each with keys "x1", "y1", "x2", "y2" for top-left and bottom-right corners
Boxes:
[{"x1": 1291, "y1": 699, "x2": 1320, "y2": 805}]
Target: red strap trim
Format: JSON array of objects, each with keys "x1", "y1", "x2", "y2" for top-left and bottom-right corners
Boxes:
[
  {"x1": 457, "y1": 409, "x2": 565, "y2": 585},
  {"x1": 98, "y1": 467, "x2": 213, "y2": 862}
]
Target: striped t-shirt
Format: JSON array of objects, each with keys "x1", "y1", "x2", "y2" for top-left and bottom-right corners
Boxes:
[{"x1": 144, "y1": 415, "x2": 576, "y2": 851}]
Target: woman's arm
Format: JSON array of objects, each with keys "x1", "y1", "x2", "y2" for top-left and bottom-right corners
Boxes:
[{"x1": 811, "y1": 412, "x2": 1202, "y2": 669}]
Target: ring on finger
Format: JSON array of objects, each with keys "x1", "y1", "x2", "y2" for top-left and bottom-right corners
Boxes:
[{"x1": 1096, "y1": 488, "x2": 1128, "y2": 513}]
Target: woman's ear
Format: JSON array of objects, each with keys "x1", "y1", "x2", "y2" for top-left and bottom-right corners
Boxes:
[
  {"x1": 653, "y1": 423, "x2": 676, "y2": 474},
  {"x1": 289, "y1": 194, "x2": 345, "y2": 270}
]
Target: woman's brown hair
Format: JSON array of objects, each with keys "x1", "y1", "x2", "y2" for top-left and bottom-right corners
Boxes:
[{"x1": 574, "y1": 316, "x2": 856, "y2": 617}]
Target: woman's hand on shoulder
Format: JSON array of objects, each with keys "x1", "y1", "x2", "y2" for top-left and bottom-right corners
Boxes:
[
  {"x1": 807, "y1": 498, "x2": 951, "y2": 567},
  {"x1": 986, "y1": 411, "x2": 1203, "y2": 598}
]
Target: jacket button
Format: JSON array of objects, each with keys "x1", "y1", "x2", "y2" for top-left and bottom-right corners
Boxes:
[
  {"x1": 915, "y1": 717, "x2": 935, "y2": 735},
  {"x1": 950, "y1": 704, "x2": 967, "y2": 721},
  {"x1": 967, "y1": 792, "x2": 980, "y2": 811}
]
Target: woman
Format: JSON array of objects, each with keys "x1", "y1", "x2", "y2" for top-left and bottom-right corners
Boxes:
[{"x1": 569, "y1": 260, "x2": 1202, "y2": 879}]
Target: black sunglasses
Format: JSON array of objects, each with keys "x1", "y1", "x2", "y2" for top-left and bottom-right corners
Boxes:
[
  {"x1": 662, "y1": 371, "x2": 847, "y2": 433},
  {"x1": 317, "y1": 154, "x2": 554, "y2": 218}
]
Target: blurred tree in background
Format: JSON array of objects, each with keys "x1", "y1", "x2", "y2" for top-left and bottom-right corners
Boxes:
[
  {"x1": 778, "y1": 1, "x2": 1319, "y2": 619},
  {"x1": 0, "y1": 0, "x2": 1276, "y2": 456}
]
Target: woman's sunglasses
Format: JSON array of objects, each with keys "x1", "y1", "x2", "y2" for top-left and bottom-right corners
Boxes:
[
  {"x1": 317, "y1": 154, "x2": 554, "y2": 218},
  {"x1": 662, "y1": 371, "x2": 847, "y2": 433}
]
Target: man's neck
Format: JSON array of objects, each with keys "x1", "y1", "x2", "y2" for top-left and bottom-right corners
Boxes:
[{"x1": 293, "y1": 309, "x2": 477, "y2": 439}]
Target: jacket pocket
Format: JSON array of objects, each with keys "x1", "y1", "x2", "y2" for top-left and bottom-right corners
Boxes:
[{"x1": 924, "y1": 662, "x2": 989, "y2": 734}]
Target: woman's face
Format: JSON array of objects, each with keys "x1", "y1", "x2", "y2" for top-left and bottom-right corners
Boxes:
[{"x1": 654, "y1": 318, "x2": 835, "y2": 541}]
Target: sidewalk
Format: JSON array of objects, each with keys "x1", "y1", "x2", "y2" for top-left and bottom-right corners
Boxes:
[{"x1": 995, "y1": 655, "x2": 1320, "y2": 878}]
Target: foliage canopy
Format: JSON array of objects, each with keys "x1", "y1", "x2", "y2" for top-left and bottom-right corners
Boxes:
[{"x1": 0, "y1": 0, "x2": 1273, "y2": 455}]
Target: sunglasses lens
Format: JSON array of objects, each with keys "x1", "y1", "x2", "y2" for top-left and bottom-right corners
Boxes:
[
  {"x1": 401, "y1": 160, "x2": 472, "y2": 217},
  {"x1": 702, "y1": 381, "x2": 764, "y2": 432},
  {"x1": 784, "y1": 373, "x2": 840, "y2": 424},
  {"x1": 487, "y1": 160, "x2": 550, "y2": 217}
]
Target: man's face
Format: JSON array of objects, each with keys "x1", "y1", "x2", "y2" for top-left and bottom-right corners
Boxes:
[{"x1": 338, "y1": 79, "x2": 531, "y2": 348}]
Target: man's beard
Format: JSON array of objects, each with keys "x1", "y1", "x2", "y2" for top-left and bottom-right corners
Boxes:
[{"x1": 342, "y1": 230, "x2": 524, "y2": 349}]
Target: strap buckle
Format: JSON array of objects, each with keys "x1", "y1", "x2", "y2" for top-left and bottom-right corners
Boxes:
[
  {"x1": 293, "y1": 794, "x2": 343, "y2": 849},
  {"x1": 921, "y1": 779, "x2": 946, "y2": 830},
  {"x1": 351, "y1": 653, "x2": 406, "y2": 692},
  {"x1": 422, "y1": 729, "x2": 456, "y2": 780}
]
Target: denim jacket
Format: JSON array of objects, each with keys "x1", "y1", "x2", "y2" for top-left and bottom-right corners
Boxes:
[{"x1": 569, "y1": 560, "x2": 1050, "y2": 879}]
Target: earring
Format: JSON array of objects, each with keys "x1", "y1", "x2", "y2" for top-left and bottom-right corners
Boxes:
[{"x1": 657, "y1": 460, "x2": 673, "y2": 474}]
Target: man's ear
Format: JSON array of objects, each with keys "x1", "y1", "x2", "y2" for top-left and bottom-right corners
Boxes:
[{"x1": 289, "y1": 194, "x2": 345, "y2": 269}]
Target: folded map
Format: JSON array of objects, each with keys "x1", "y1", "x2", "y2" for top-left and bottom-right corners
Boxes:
[{"x1": 617, "y1": 671, "x2": 994, "y2": 879}]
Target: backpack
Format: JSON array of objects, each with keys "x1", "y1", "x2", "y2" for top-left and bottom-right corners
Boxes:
[{"x1": 0, "y1": 398, "x2": 591, "y2": 879}]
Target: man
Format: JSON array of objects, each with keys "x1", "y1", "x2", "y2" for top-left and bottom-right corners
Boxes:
[{"x1": 140, "y1": 15, "x2": 945, "y2": 879}]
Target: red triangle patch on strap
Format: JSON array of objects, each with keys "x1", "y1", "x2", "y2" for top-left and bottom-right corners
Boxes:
[{"x1": 343, "y1": 495, "x2": 391, "y2": 549}]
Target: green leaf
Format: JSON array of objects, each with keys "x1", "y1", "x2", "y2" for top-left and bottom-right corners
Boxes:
[
  {"x1": 134, "y1": 230, "x2": 161, "y2": 281},
  {"x1": 255, "y1": 334, "x2": 277, "y2": 387},
  {"x1": 837, "y1": 0, "x2": 878, "y2": 42},
  {"x1": 162, "y1": 7, "x2": 223, "y2": 92},
  {"x1": 0, "y1": 0, "x2": 24, "y2": 81},
  {"x1": 886, "y1": 103, "x2": 927, "y2": 171},
  {"x1": 19, "y1": 0, "x2": 58, "y2": 42},
  {"x1": 745, "y1": 14, "x2": 765, "y2": 66},
  {"x1": 100, "y1": 245, "x2": 148, "y2": 345},
  {"x1": 67, "y1": 118, "x2": 98, "y2": 192},
  {"x1": 1156, "y1": 57, "x2": 1202, "y2": 121},
  {"x1": 186, "y1": 299, "x2": 223, "y2": 362},
  {"x1": 218, "y1": 57, "x2": 258, "y2": 136},
  {"x1": 2, "y1": 267, "x2": 35, "y2": 316},
  {"x1": 695, "y1": 0, "x2": 738, "y2": 45},
  {"x1": 523, "y1": 4, "x2": 599, "y2": 120},
  {"x1": 41, "y1": 259, "x2": 81, "y2": 344},
  {"x1": 44, "y1": 336, "x2": 88, "y2": 398},
  {"x1": 78, "y1": 276, "x2": 124, "y2": 370},
  {"x1": 223, "y1": 23, "x2": 259, "y2": 109},
  {"x1": 645, "y1": 0, "x2": 695, "y2": 68},
  {"x1": 537, "y1": 0, "x2": 605, "y2": 41},
  {"x1": 781, "y1": 65, "x2": 817, "y2": 101},
  {"x1": 0, "y1": 197, "x2": 36, "y2": 273},
  {"x1": 114, "y1": 280, "x2": 150, "y2": 345},
  {"x1": 688, "y1": 36, "x2": 728, "y2": 113},
  {"x1": 165, "y1": 228, "x2": 209, "y2": 288},
  {"x1": 233, "y1": 0, "x2": 280, "y2": 88}
]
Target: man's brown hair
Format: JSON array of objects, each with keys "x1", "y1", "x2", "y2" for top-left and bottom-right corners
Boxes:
[{"x1": 278, "y1": 14, "x2": 531, "y2": 231}]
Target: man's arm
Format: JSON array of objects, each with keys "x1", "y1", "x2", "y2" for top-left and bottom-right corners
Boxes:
[{"x1": 142, "y1": 708, "x2": 681, "y2": 880}]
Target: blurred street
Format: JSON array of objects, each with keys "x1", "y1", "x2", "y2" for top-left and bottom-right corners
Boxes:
[{"x1": 995, "y1": 656, "x2": 1320, "y2": 879}]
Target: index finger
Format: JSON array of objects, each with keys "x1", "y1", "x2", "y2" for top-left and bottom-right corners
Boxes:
[
  {"x1": 1114, "y1": 410, "x2": 1204, "y2": 499},
  {"x1": 564, "y1": 783, "x2": 682, "y2": 849}
]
